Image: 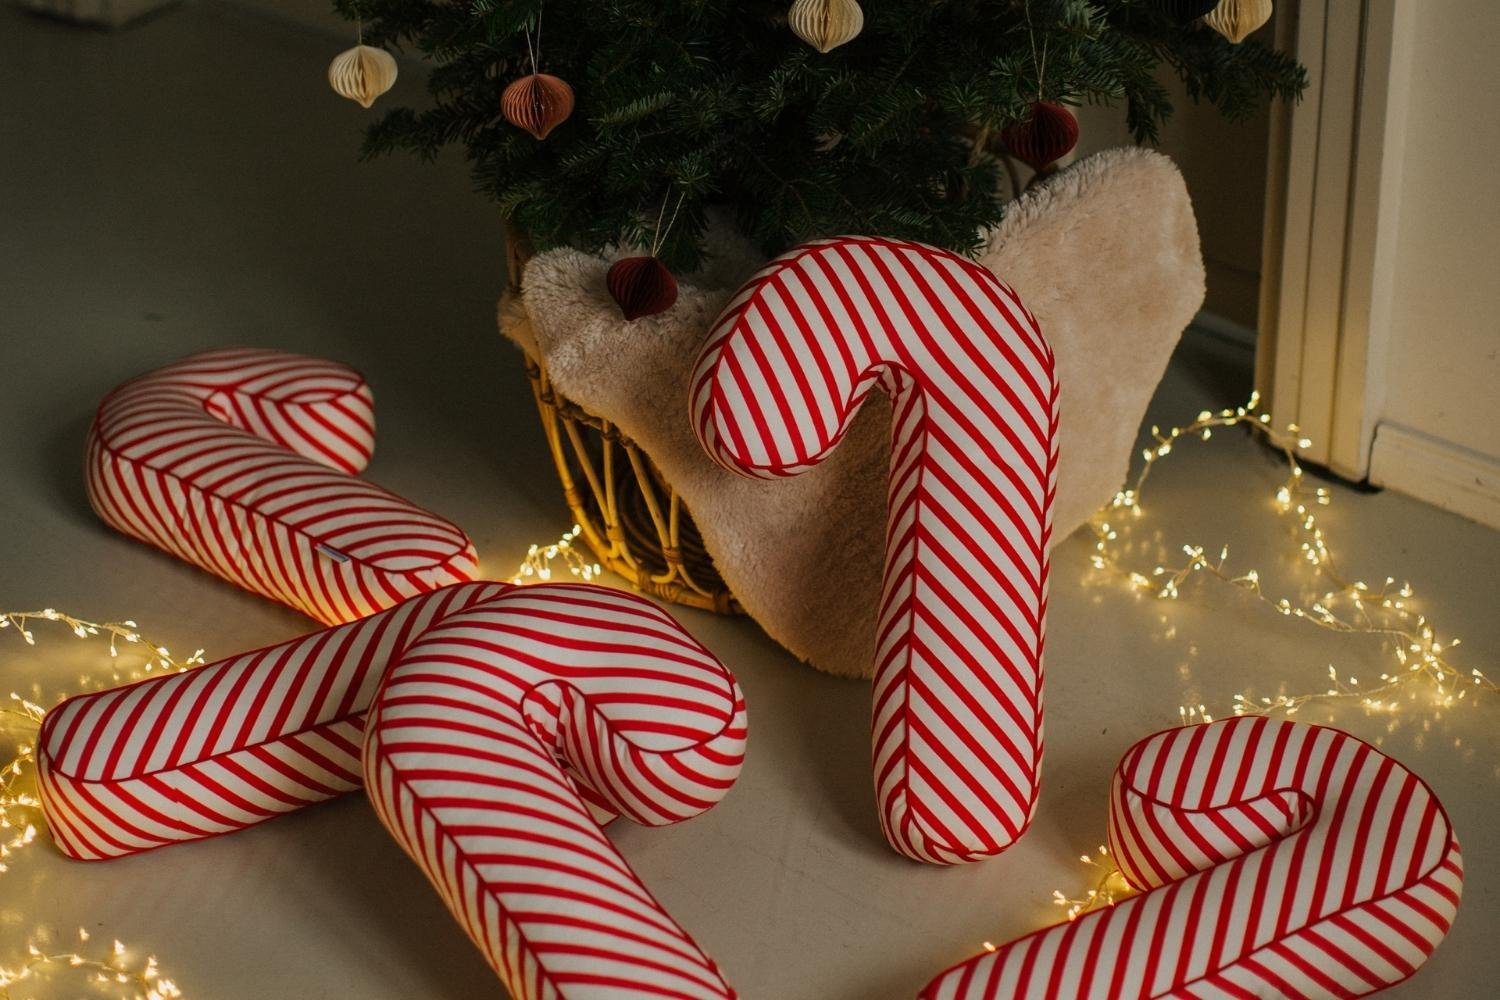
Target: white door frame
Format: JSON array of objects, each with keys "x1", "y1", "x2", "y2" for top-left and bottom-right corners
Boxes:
[{"x1": 1257, "y1": 0, "x2": 1415, "y2": 480}]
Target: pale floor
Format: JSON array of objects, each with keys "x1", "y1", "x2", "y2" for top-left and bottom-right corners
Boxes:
[{"x1": 1, "y1": 4, "x2": 1497, "y2": 998}]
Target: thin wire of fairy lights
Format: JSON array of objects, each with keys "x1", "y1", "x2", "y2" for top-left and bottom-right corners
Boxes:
[
  {"x1": 0, "y1": 930, "x2": 182, "y2": 999},
  {"x1": 1093, "y1": 392, "x2": 1494, "y2": 722},
  {"x1": 0, "y1": 611, "x2": 199, "y2": 997},
  {"x1": 505, "y1": 524, "x2": 603, "y2": 585},
  {"x1": 1051, "y1": 392, "x2": 1496, "y2": 922}
]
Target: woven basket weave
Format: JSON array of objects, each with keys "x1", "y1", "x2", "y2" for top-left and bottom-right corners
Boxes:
[{"x1": 503, "y1": 238, "x2": 742, "y2": 615}]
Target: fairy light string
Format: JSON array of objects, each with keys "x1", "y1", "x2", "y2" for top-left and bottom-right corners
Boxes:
[
  {"x1": 510, "y1": 400, "x2": 1497, "y2": 926},
  {"x1": 506, "y1": 523, "x2": 602, "y2": 585},
  {"x1": 1091, "y1": 391, "x2": 1495, "y2": 722},
  {"x1": 0, "y1": 929, "x2": 181, "y2": 1000},
  {"x1": 1048, "y1": 845, "x2": 1135, "y2": 922},
  {"x1": 1053, "y1": 391, "x2": 1496, "y2": 924},
  {"x1": 0, "y1": 537, "x2": 603, "y2": 987},
  {"x1": 2, "y1": 610, "x2": 204, "y2": 870},
  {"x1": 0, "y1": 612, "x2": 198, "y2": 996}
]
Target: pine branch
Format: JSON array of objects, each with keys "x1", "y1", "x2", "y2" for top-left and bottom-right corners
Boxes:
[{"x1": 338, "y1": 0, "x2": 1307, "y2": 270}]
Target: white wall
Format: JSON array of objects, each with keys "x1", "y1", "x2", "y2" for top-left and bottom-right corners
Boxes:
[
  {"x1": 227, "y1": 0, "x2": 348, "y2": 37},
  {"x1": 1367, "y1": 0, "x2": 1500, "y2": 526},
  {"x1": 1074, "y1": 23, "x2": 1277, "y2": 333}
]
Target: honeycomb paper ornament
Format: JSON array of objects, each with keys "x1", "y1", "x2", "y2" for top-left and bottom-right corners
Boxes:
[
  {"x1": 502, "y1": 73, "x2": 575, "y2": 140},
  {"x1": 1001, "y1": 102, "x2": 1080, "y2": 172},
  {"x1": 607, "y1": 256, "x2": 678, "y2": 321},
  {"x1": 1205, "y1": 0, "x2": 1273, "y2": 43},
  {"x1": 788, "y1": 0, "x2": 864, "y2": 54},
  {"x1": 1159, "y1": 0, "x2": 1219, "y2": 23},
  {"x1": 327, "y1": 44, "x2": 398, "y2": 109}
]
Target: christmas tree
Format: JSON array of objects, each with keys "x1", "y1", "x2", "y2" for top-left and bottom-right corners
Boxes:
[{"x1": 338, "y1": 0, "x2": 1304, "y2": 271}]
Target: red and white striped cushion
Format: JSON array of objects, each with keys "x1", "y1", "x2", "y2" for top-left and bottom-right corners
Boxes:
[
  {"x1": 364, "y1": 584, "x2": 744, "y2": 999},
  {"x1": 691, "y1": 237, "x2": 1059, "y2": 864},
  {"x1": 921, "y1": 717, "x2": 1464, "y2": 999},
  {"x1": 86, "y1": 347, "x2": 478, "y2": 624},
  {"x1": 37, "y1": 582, "x2": 501, "y2": 860},
  {"x1": 38, "y1": 582, "x2": 746, "y2": 999}
]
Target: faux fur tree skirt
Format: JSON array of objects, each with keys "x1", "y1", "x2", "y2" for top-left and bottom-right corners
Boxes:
[{"x1": 503, "y1": 148, "x2": 1204, "y2": 679}]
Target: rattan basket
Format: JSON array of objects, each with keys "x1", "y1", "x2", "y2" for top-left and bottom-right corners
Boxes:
[{"x1": 502, "y1": 237, "x2": 742, "y2": 616}]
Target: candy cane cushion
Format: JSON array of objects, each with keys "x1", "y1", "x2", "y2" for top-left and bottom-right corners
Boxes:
[
  {"x1": 38, "y1": 581, "x2": 746, "y2": 1000},
  {"x1": 692, "y1": 236, "x2": 1058, "y2": 865},
  {"x1": 86, "y1": 347, "x2": 478, "y2": 625},
  {"x1": 37, "y1": 582, "x2": 502, "y2": 860},
  {"x1": 920, "y1": 717, "x2": 1464, "y2": 999},
  {"x1": 364, "y1": 583, "x2": 744, "y2": 999},
  {"x1": 36, "y1": 581, "x2": 745, "y2": 855}
]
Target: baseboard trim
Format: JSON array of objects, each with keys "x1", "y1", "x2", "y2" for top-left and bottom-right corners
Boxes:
[{"x1": 1369, "y1": 423, "x2": 1500, "y2": 529}]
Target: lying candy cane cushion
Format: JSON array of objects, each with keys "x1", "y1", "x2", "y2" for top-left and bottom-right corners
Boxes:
[
  {"x1": 86, "y1": 347, "x2": 478, "y2": 625},
  {"x1": 921, "y1": 717, "x2": 1464, "y2": 999},
  {"x1": 37, "y1": 582, "x2": 502, "y2": 860},
  {"x1": 364, "y1": 583, "x2": 744, "y2": 999},
  {"x1": 38, "y1": 582, "x2": 745, "y2": 1000},
  {"x1": 36, "y1": 582, "x2": 746, "y2": 856}
]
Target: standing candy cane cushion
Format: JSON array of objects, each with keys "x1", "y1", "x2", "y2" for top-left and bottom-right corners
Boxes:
[
  {"x1": 692, "y1": 237, "x2": 1059, "y2": 864},
  {"x1": 38, "y1": 582, "x2": 746, "y2": 1000},
  {"x1": 86, "y1": 347, "x2": 478, "y2": 624},
  {"x1": 921, "y1": 717, "x2": 1464, "y2": 999}
]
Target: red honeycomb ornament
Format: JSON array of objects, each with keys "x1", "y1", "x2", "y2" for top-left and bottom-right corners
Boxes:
[
  {"x1": 607, "y1": 256, "x2": 678, "y2": 321},
  {"x1": 1000, "y1": 101, "x2": 1080, "y2": 172}
]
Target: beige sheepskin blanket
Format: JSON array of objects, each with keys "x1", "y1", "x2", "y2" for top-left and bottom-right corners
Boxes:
[{"x1": 506, "y1": 147, "x2": 1204, "y2": 678}]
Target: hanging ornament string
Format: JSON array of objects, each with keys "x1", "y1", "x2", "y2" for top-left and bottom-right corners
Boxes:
[
  {"x1": 327, "y1": 16, "x2": 398, "y2": 110},
  {"x1": 525, "y1": 10, "x2": 541, "y2": 78},
  {"x1": 607, "y1": 188, "x2": 684, "y2": 321},
  {"x1": 649, "y1": 188, "x2": 687, "y2": 260},
  {"x1": 969, "y1": 1, "x2": 1045, "y2": 178},
  {"x1": 1002, "y1": 2, "x2": 1078, "y2": 174},
  {"x1": 1026, "y1": 0, "x2": 1049, "y2": 103},
  {"x1": 501, "y1": 8, "x2": 574, "y2": 140}
]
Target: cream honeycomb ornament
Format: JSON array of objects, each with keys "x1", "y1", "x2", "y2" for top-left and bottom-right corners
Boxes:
[
  {"x1": 788, "y1": 0, "x2": 864, "y2": 54},
  {"x1": 1204, "y1": 0, "x2": 1274, "y2": 44},
  {"x1": 328, "y1": 44, "x2": 398, "y2": 109}
]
